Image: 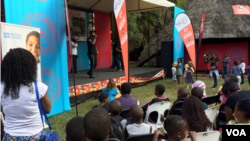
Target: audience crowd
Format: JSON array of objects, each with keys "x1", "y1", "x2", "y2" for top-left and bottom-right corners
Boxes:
[{"x1": 1, "y1": 48, "x2": 250, "y2": 141}]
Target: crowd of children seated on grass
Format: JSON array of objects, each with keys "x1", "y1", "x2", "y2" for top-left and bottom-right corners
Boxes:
[{"x1": 65, "y1": 76, "x2": 250, "y2": 141}]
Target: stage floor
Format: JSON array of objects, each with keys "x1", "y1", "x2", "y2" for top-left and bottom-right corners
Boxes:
[{"x1": 68, "y1": 67, "x2": 164, "y2": 87}]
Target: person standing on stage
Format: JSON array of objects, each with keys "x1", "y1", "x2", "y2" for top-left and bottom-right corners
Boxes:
[
  {"x1": 110, "y1": 42, "x2": 122, "y2": 71},
  {"x1": 87, "y1": 30, "x2": 98, "y2": 78},
  {"x1": 203, "y1": 51, "x2": 210, "y2": 76},
  {"x1": 71, "y1": 37, "x2": 78, "y2": 73}
]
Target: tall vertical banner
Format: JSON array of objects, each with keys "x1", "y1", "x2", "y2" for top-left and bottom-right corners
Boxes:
[
  {"x1": 4, "y1": 0, "x2": 71, "y2": 116},
  {"x1": 1, "y1": 23, "x2": 41, "y2": 82},
  {"x1": 173, "y1": 7, "x2": 185, "y2": 72},
  {"x1": 114, "y1": 0, "x2": 129, "y2": 82},
  {"x1": 175, "y1": 13, "x2": 196, "y2": 69},
  {"x1": 197, "y1": 13, "x2": 205, "y2": 66},
  {"x1": 94, "y1": 12, "x2": 112, "y2": 69}
]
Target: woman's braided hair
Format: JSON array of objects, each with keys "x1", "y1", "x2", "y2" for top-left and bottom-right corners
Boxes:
[{"x1": 1, "y1": 48, "x2": 37, "y2": 99}]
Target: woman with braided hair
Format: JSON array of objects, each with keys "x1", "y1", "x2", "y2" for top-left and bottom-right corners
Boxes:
[
  {"x1": 1, "y1": 48, "x2": 51, "y2": 141},
  {"x1": 182, "y1": 96, "x2": 212, "y2": 132}
]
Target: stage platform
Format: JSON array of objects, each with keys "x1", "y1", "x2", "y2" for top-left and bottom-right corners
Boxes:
[
  {"x1": 68, "y1": 67, "x2": 164, "y2": 87},
  {"x1": 68, "y1": 67, "x2": 166, "y2": 106}
]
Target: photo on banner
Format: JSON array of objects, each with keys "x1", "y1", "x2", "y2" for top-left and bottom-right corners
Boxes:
[
  {"x1": 68, "y1": 9, "x2": 87, "y2": 41},
  {"x1": 1, "y1": 23, "x2": 42, "y2": 82}
]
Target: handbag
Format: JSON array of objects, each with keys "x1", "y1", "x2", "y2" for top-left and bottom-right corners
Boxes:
[{"x1": 34, "y1": 82, "x2": 60, "y2": 141}]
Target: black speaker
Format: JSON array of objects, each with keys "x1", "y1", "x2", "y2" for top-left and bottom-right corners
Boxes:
[{"x1": 161, "y1": 41, "x2": 173, "y2": 78}]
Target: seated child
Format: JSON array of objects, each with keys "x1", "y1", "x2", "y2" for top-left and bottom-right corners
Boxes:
[
  {"x1": 92, "y1": 92, "x2": 109, "y2": 112},
  {"x1": 153, "y1": 115, "x2": 196, "y2": 141},
  {"x1": 83, "y1": 108, "x2": 113, "y2": 141},
  {"x1": 217, "y1": 74, "x2": 240, "y2": 103},
  {"x1": 125, "y1": 105, "x2": 152, "y2": 137},
  {"x1": 192, "y1": 80, "x2": 207, "y2": 97},
  {"x1": 109, "y1": 100, "x2": 127, "y2": 131},
  {"x1": 102, "y1": 79, "x2": 119, "y2": 102},
  {"x1": 219, "y1": 99, "x2": 250, "y2": 141},
  {"x1": 66, "y1": 116, "x2": 86, "y2": 141},
  {"x1": 191, "y1": 87, "x2": 208, "y2": 110},
  {"x1": 169, "y1": 88, "x2": 189, "y2": 115},
  {"x1": 147, "y1": 84, "x2": 170, "y2": 123}
]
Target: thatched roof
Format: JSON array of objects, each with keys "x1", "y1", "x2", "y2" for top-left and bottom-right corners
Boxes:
[
  {"x1": 136, "y1": 0, "x2": 250, "y2": 66},
  {"x1": 186, "y1": 0, "x2": 250, "y2": 39}
]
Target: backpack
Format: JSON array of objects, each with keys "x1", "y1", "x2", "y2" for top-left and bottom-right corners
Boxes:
[{"x1": 110, "y1": 116, "x2": 125, "y2": 141}]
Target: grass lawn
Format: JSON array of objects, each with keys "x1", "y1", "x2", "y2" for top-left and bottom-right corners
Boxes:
[{"x1": 48, "y1": 77, "x2": 249, "y2": 141}]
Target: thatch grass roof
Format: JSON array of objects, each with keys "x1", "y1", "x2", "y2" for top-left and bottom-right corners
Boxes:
[
  {"x1": 136, "y1": 0, "x2": 250, "y2": 66},
  {"x1": 186, "y1": 0, "x2": 250, "y2": 39}
]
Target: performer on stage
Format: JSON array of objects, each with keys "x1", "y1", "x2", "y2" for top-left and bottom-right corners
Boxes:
[
  {"x1": 110, "y1": 42, "x2": 122, "y2": 71},
  {"x1": 71, "y1": 37, "x2": 78, "y2": 73},
  {"x1": 87, "y1": 30, "x2": 98, "y2": 78}
]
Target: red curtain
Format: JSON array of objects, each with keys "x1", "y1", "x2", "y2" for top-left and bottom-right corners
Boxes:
[{"x1": 94, "y1": 12, "x2": 112, "y2": 69}]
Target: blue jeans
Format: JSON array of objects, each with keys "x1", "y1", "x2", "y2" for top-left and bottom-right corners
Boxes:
[
  {"x1": 110, "y1": 54, "x2": 121, "y2": 70},
  {"x1": 241, "y1": 75, "x2": 244, "y2": 84},
  {"x1": 213, "y1": 72, "x2": 217, "y2": 88},
  {"x1": 222, "y1": 66, "x2": 228, "y2": 80}
]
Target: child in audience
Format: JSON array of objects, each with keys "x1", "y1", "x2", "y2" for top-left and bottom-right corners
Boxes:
[
  {"x1": 219, "y1": 99, "x2": 250, "y2": 140},
  {"x1": 147, "y1": 84, "x2": 170, "y2": 123},
  {"x1": 66, "y1": 116, "x2": 86, "y2": 141},
  {"x1": 222, "y1": 53, "x2": 230, "y2": 80},
  {"x1": 116, "y1": 83, "x2": 139, "y2": 110},
  {"x1": 230, "y1": 60, "x2": 243, "y2": 86},
  {"x1": 169, "y1": 88, "x2": 189, "y2": 115},
  {"x1": 109, "y1": 100, "x2": 127, "y2": 131},
  {"x1": 191, "y1": 87, "x2": 208, "y2": 110},
  {"x1": 175, "y1": 58, "x2": 183, "y2": 86},
  {"x1": 192, "y1": 80, "x2": 207, "y2": 97},
  {"x1": 153, "y1": 115, "x2": 197, "y2": 141},
  {"x1": 92, "y1": 92, "x2": 109, "y2": 112},
  {"x1": 102, "y1": 79, "x2": 119, "y2": 102},
  {"x1": 185, "y1": 61, "x2": 195, "y2": 89},
  {"x1": 172, "y1": 62, "x2": 177, "y2": 84},
  {"x1": 83, "y1": 108, "x2": 113, "y2": 141},
  {"x1": 125, "y1": 105, "x2": 152, "y2": 137},
  {"x1": 240, "y1": 58, "x2": 246, "y2": 85},
  {"x1": 245, "y1": 61, "x2": 250, "y2": 86},
  {"x1": 183, "y1": 64, "x2": 188, "y2": 79},
  {"x1": 182, "y1": 96, "x2": 212, "y2": 132},
  {"x1": 210, "y1": 58, "x2": 219, "y2": 89},
  {"x1": 217, "y1": 74, "x2": 239, "y2": 103}
]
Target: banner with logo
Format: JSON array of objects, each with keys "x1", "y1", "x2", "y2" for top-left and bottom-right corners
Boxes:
[
  {"x1": 1, "y1": 23, "x2": 41, "y2": 81},
  {"x1": 68, "y1": 9, "x2": 87, "y2": 41},
  {"x1": 114, "y1": 0, "x2": 129, "y2": 82},
  {"x1": 197, "y1": 13, "x2": 205, "y2": 65},
  {"x1": 173, "y1": 7, "x2": 185, "y2": 72},
  {"x1": 175, "y1": 13, "x2": 196, "y2": 69},
  {"x1": 94, "y1": 12, "x2": 112, "y2": 69},
  {"x1": 232, "y1": 5, "x2": 250, "y2": 15},
  {"x1": 4, "y1": 0, "x2": 71, "y2": 116}
]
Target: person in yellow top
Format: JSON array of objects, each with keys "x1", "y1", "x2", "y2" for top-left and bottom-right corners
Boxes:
[{"x1": 219, "y1": 99, "x2": 250, "y2": 141}]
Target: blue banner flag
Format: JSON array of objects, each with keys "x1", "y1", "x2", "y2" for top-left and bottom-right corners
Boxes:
[{"x1": 4, "y1": 0, "x2": 71, "y2": 116}]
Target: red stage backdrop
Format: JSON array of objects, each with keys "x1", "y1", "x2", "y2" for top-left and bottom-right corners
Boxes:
[
  {"x1": 94, "y1": 12, "x2": 112, "y2": 69},
  {"x1": 185, "y1": 41, "x2": 249, "y2": 70}
]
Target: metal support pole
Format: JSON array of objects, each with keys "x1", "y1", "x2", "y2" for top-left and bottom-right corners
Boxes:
[{"x1": 64, "y1": 0, "x2": 78, "y2": 116}]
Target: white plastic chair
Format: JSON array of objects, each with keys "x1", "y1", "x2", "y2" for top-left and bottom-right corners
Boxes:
[
  {"x1": 205, "y1": 105, "x2": 218, "y2": 123},
  {"x1": 144, "y1": 101, "x2": 171, "y2": 133},
  {"x1": 195, "y1": 131, "x2": 220, "y2": 141}
]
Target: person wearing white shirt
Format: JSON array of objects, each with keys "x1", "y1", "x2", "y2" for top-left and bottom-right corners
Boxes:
[
  {"x1": 71, "y1": 37, "x2": 78, "y2": 73},
  {"x1": 1, "y1": 48, "x2": 51, "y2": 140},
  {"x1": 240, "y1": 58, "x2": 246, "y2": 85}
]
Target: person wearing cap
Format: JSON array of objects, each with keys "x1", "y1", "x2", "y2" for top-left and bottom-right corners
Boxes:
[
  {"x1": 87, "y1": 30, "x2": 99, "y2": 78},
  {"x1": 71, "y1": 37, "x2": 78, "y2": 73}
]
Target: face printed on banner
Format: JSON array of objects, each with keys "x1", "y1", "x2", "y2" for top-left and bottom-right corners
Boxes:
[{"x1": 25, "y1": 31, "x2": 41, "y2": 64}]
